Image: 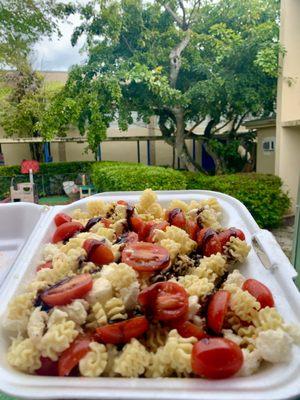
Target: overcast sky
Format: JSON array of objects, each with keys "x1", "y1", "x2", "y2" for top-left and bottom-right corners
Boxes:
[{"x1": 32, "y1": 5, "x2": 87, "y2": 71}]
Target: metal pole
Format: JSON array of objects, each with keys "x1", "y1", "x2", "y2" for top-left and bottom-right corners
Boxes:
[
  {"x1": 137, "y1": 140, "x2": 141, "y2": 163},
  {"x1": 97, "y1": 144, "x2": 102, "y2": 161},
  {"x1": 292, "y1": 176, "x2": 300, "y2": 288},
  {"x1": 177, "y1": 157, "x2": 180, "y2": 169},
  {"x1": 192, "y1": 139, "x2": 196, "y2": 161},
  {"x1": 147, "y1": 140, "x2": 151, "y2": 165}
]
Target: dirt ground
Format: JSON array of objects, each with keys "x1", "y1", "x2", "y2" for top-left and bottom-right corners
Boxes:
[{"x1": 271, "y1": 224, "x2": 294, "y2": 261}]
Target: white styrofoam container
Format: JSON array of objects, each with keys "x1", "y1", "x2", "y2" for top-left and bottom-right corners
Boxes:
[
  {"x1": 0, "y1": 203, "x2": 49, "y2": 286},
  {"x1": 0, "y1": 190, "x2": 299, "y2": 400}
]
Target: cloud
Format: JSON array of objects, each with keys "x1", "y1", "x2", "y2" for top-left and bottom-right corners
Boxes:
[{"x1": 32, "y1": 11, "x2": 86, "y2": 71}]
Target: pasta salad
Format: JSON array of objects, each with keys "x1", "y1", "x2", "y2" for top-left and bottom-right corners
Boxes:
[{"x1": 5, "y1": 189, "x2": 300, "y2": 379}]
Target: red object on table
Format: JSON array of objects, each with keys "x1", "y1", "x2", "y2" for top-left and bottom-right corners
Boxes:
[{"x1": 21, "y1": 160, "x2": 40, "y2": 174}]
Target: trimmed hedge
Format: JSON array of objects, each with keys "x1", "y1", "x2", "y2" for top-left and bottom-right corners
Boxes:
[
  {"x1": 0, "y1": 160, "x2": 290, "y2": 228},
  {"x1": 92, "y1": 164, "x2": 186, "y2": 192},
  {"x1": 185, "y1": 172, "x2": 290, "y2": 228},
  {"x1": 0, "y1": 161, "x2": 148, "y2": 199}
]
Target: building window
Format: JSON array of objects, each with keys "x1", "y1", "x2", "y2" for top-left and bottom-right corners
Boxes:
[{"x1": 262, "y1": 137, "x2": 275, "y2": 152}]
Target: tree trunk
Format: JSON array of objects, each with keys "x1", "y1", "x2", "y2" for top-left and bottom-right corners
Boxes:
[
  {"x1": 172, "y1": 106, "x2": 204, "y2": 172},
  {"x1": 29, "y1": 143, "x2": 43, "y2": 162},
  {"x1": 202, "y1": 142, "x2": 224, "y2": 175}
]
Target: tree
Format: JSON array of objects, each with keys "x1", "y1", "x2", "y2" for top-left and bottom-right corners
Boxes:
[
  {"x1": 0, "y1": 0, "x2": 74, "y2": 68},
  {"x1": 41, "y1": 0, "x2": 279, "y2": 171},
  {"x1": 0, "y1": 67, "x2": 63, "y2": 161}
]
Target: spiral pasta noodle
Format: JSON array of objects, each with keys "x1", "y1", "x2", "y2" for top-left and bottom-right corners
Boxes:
[
  {"x1": 86, "y1": 302, "x2": 107, "y2": 329},
  {"x1": 39, "y1": 320, "x2": 78, "y2": 361},
  {"x1": 79, "y1": 342, "x2": 108, "y2": 377},
  {"x1": 177, "y1": 275, "x2": 214, "y2": 298},
  {"x1": 104, "y1": 297, "x2": 127, "y2": 322},
  {"x1": 7, "y1": 337, "x2": 41, "y2": 374},
  {"x1": 113, "y1": 339, "x2": 150, "y2": 377}
]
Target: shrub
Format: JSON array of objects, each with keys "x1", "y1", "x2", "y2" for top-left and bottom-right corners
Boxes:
[
  {"x1": 92, "y1": 164, "x2": 186, "y2": 192},
  {"x1": 186, "y1": 172, "x2": 290, "y2": 228},
  {"x1": 0, "y1": 161, "x2": 148, "y2": 199}
]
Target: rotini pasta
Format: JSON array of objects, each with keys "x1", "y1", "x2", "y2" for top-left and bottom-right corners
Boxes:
[
  {"x1": 7, "y1": 336, "x2": 41, "y2": 374},
  {"x1": 229, "y1": 287, "x2": 260, "y2": 322},
  {"x1": 39, "y1": 320, "x2": 78, "y2": 361},
  {"x1": 143, "y1": 324, "x2": 169, "y2": 352},
  {"x1": 86, "y1": 199, "x2": 107, "y2": 217},
  {"x1": 113, "y1": 339, "x2": 150, "y2": 377},
  {"x1": 79, "y1": 342, "x2": 108, "y2": 377},
  {"x1": 164, "y1": 330, "x2": 197, "y2": 375},
  {"x1": 177, "y1": 275, "x2": 214, "y2": 297},
  {"x1": 104, "y1": 297, "x2": 127, "y2": 322},
  {"x1": 253, "y1": 307, "x2": 283, "y2": 331},
  {"x1": 136, "y1": 189, "x2": 164, "y2": 219},
  {"x1": 154, "y1": 225, "x2": 196, "y2": 255},
  {"x1": 224, "y1": 237, "x2": 250, "y2": 263},
  {"x1": 100, "y1": 262, "x2": 138, "y2": 293},
  {"x1": 191, "y1": 253, "x2": 226, "y2": 282},
  {"x1": 86, "y1": 302, "x2": 107, "y2": 329}
]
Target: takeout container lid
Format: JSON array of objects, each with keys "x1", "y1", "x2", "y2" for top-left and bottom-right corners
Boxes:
[{"x1": 0, "y1": 190, "x2": 299, "y2": 400}]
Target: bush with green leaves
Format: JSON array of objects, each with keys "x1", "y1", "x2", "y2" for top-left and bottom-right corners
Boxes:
[
  {"x1": 185, "y1": 172, "x2": 290, "y2": 228},
  {"x1": 0, "y1": 161, "x2": 95, "y2": 199},
  {"x1": 92, "y1": 164, "x2": 186, "y2": 192},
  {"x1": 0, "y1": 161, "x2": 289, "y2": 228}
]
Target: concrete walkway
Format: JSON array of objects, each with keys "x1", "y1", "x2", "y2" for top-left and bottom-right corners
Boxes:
[{"x1": 271, "y1": 224, "x2": 294, "y2": 261}]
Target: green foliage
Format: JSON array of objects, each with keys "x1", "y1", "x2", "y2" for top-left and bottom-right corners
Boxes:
[
  {"x1": 186, "y1": 172, "x2": 290, "y2": 228},
  {"x1": 0, "y1": 160, "x2": 289, "y2": 228},
  {"x1": 0, "y1": 161, "x2": 95, "y2": 200},
  {"x1": 41, "y1": 0, "x2": 279, "y2": 169},
  {"x1": 92, "y1": 164, "x2": 186, "y2": 192},
  {"x1": 0, "y1": 0, "x2": 74, "y2": 68},
  {"x1": 0, "y1": 75, "x2": 64, "y2": 139}
]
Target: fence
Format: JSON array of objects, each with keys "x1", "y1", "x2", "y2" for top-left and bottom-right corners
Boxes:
[{"x1": 0, "y1": 172, "x2": 93, "y2": 200}]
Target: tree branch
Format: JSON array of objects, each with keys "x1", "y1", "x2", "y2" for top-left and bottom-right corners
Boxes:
[
  {"x1": 211, "y1": 120, "x2": 231, "y2": 134},
  {"x1": 178, "y1": 0, "x2": 188, "y2": 29},
  {"x1": 188, "y1": 0, "x2": 202, "y2": 26},
  {"x1": 187, "y1": 118, "x2": 205, "y2": 135},
  {"x1": 169, "y1": 31, "x2": 191, "y2": 88},
  {"x1": 164, "y1": 2, "x2": 184, "y2": 28},
  {"x1": 233, "y1": 112, "x2": 248, "y2": 133}
]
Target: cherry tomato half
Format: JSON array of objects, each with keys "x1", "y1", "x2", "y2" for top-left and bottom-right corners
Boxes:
[
  {"x1": 166, "y1": 208, "x2": 186, "y2": 229},
  {"x1": 41, "y1": 274, "x2": 93, "y2": 306},
  {"x1": 129, "y1": 216, "x2": 145, "y2": 234},
  {"x1": 36, "y1": 357, "x2": 58, "y2": 376},
  {"x1": 116, "y1": 231, "x2": 139, "y2": 245},
  {"x1": 117, "y1": 200, "x2": 128, "y2": 206},
  {"x1": 83, "y1": 239, "x2": 114, "y2": 265},
  {"x1": 58, "y1": 334, "x2": 93, "y2": 376},
  {"x1": 36, "y1": 260, "x2": 53, "y2": 272},
  {"x1": 138, "y1": 220, "x2": 157, "y2": 241},
  {"x1": 173, "y1": 321, "x2": 208, "y2": 340},
  {"x1": 52, "y1": 221, "x2": 83, "y2": 244},
  {"x1": 192, "y1": 338, "x2": 243, "y2": 379},
  {"x1": 218, "y1": 228, "x2": 246, "y2": 247},
  {"x1": 197, "y1": 228, "x2": 222, "y2": 257},
  {"x1": 54, "y1": 212, "x2": 72, "y2": 227},
  {"x1": 242, "y1": 279, "x2": 274, "y2": 308},
  {"x1": 145, "y1": 221, "x2": 169, "y2": 242},
  {"x1": 207, "y1": 290, "x2": 231, "y2": 334},
  {"x1": 95, "y1": 316, "x2": 149, "y2": 345},
  {"x1": 122, "y1": 242, "x2": 170, "y2": 272},
  {"x1": 186, "y1": 220, "x2": 198, "y2": 241},
  {"x1": 138, "y1": 281, "x2": 189, "y2": 322}
]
